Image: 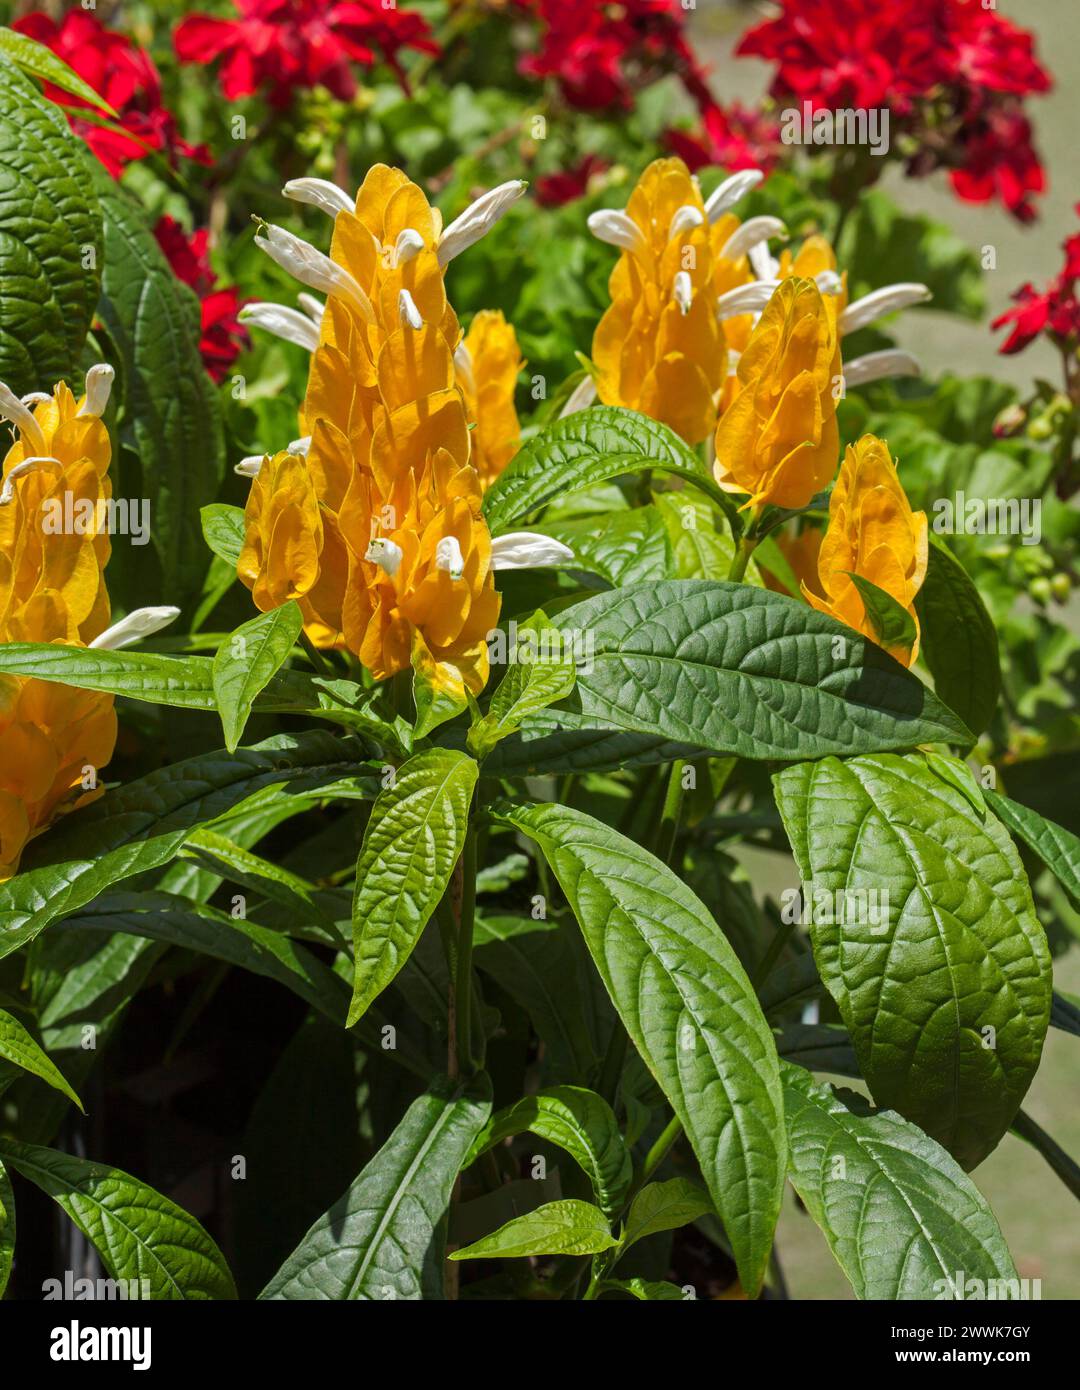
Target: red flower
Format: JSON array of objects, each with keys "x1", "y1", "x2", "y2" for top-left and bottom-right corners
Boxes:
[
  {"x1": 534, "y1": 153, "x2": 610, "y2": 208},
  {"x1": 735, "y1": 0, "x2": 1051, "y2": 221},
  {"x1": 13, "y1": 11, "x2": 210, "y2": 178},
  {"x1": 668, "y1": 103, "x2": 783, "y2": 176},
  {"x1": 174, "y1": 0, "x2": 437, "y2": 106},
  {"x1": 519, "y1": 0, "x2": 705, "y2": 112},
  {"x1": 950, "y1": 100, "x2": 1045, "y2": 225},
  {"x1": 993, "y1": 204, "x2": 1080, "y2": 355},
  {"x1": 154, "y1": 217, "x2": 250, "y2": 382}
]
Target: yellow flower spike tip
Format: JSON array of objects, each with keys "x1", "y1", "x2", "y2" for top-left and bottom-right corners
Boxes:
[
  {"x1": 0, "y1": 367, "x2": 119, "y2": 880},
  {"x1": 777, "y1": 234, "x2": 848, "y2": 327},
  {"x1": 803, "y1": 434, "x2": 928, "y2": 667},
  {"x1": 590, "y1": 157, "x2": 728, "y2": 445},
  {"x1": 455, "y1": 310, "x2": 524, "y2": 490},
  {"x1": 713, "y1": 276, "x2": 842, "y2": 511},
  {"x1": 243, "y1": 164, "x2": 516, "y2": 697}
]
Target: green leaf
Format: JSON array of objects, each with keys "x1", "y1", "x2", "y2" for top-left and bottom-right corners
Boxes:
[
  {"x1": 599, "y1": 1277, "x2": 689, "y2": 1300},
  {"x1": 782, "y1": 1063, "x2": 1017, "y2": 1300},
  {"x1": 201, "y1": 503, "x2": 246, "y2": 568},
  {"x1": 491, "y1": 800, "x2": 785, "y2": 1295},
  {"x1": 915, "y1": 537, "x2": 1001, "y2": 738},
  {"x1": 473, "y1": 916, "x2": 599, "y2": 1082},
  {"x1": 93, "y1": 166, "x2": 225, "y2": 606},
  {"x1": 539, "y1": 580, "x2": 971, "y2": 762},
  {"x1": 63, "y1": 892, "x2": 350, "y2": 1025},
  {"x1": 844, "y1": 572, "x2": 917, "y2": 656},
  {"x1": 0, "y1": 1157, "x2": 14, "y2": 1298},
  {"x1": 0, "y1": 1008, "x2": 82, "y2": 1111},
  {"x1": 261, "y1": 1076, "x2": 491, "y2": 1299},
  {"x1": 467, "y1": 1087, "x2": 631, "y2": 1216},
  {"x1": 986, "y1": 792, "x2": 1080, "y2": 914},
  {"x1": 0, "y1": 732, "x2": 375, "y2": 961},
  {"x1": 349, "y1": 750, "x2": 478, "y2": 1024},
  {"x1": 541, "y1": 506, "x2": 675, "y2": 586},
  {"x1": 213, "y1": 602, "x2": 305, "y2": 752},
  {"x1": 0, "y1": 1138, "x2": 236, "y2": 1299},
  {"x1": 655, "y1": 492, "x2": 760, "y2": 584},
  {"x1": 468, "y1": 611, "x2": 577, "y2": 758},
  {"x1": 924, "y1": 750, "x2": 986, "y2": 818},
  {"x1": 0, "y1": 57, "x2": 103, "y2": 394},
  {"x1": 621, "y1": 1178, "x2": 713, "y2": 1253},
  {"x1": 0, "y1": 26, "x2": 119, "y2": 117},
  {"x1": 450, "y1": 1199, "x2": 615, "y2": 1260},
  {"x1": 773, "y1": 754, "x2": 1052, "y2": 1169},
  {"x1": 0, "y1": 642, "x2": 410, "y2": 748},
  {"x1": 483, "y1": 407, "x2": 740, "y2": 535}
]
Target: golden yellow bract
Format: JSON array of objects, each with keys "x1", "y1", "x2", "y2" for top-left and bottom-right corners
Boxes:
[
  {"x1": 0, "y1": 381, "x2": 116, "y2": 880},
  {"x1": 713, "y1": 276, "x2": 842, "y2": 510},
  {"x1": 457, "y1": 310, "x2": 523, "y2": 490},
  {"x1": 592, "y1": 157, "x2": 728, "y2": 446},
  {"x1": 239, "y1": 164, "x2": 500, "y2": 695},
  {"x1": 803, "y1": 433, "x2": 928, "y2": 667}
]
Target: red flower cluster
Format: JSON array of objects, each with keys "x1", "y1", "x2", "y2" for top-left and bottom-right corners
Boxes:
[
  {"x1": 993, "y1": 206, "x2": 1080, "y2": 356},
  {"x1": 668, "y1": 102, "x2": 783, "y2": 176},
  {"x1": 518, "y1": 0, "x2": 705, "y2": 112},
  {"x1": 153, "y1": 217, "x2": 250, "y2": 382},
  {"x1": 737, "y1": 0, "x2": 1051, "y2": 221},
  {"x1": 13, "y1": 11, "x2": 210, "y2": 179},
  {"x1": 174, "y1": 0, "x2": 437, "y2": 106}
]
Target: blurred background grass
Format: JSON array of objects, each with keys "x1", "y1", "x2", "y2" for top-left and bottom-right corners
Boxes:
[{"x1": 692, "y1": 0, "x2": 1080, "y2": 1299}]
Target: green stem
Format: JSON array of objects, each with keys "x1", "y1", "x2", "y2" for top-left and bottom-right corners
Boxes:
[
  {"x1": 299, "y1": 631, "x2": 336, "y2": 678},
  {"x1": 727, "y1": 504, "x2": 764, "y2": 583},
  {"x1": 639, "y1": 1114, "x2": 683, "y2": 1188}
]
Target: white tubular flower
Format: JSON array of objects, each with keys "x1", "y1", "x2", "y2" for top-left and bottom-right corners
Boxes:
[
  {"x1": 435, "y1": 535, "x2": 465, "y2": 580},
  {"x1": 748, "y1": 240, "x2": 780, "y2": 282},
  {"x1": 453, "y1": 340, "x2": 476, "y2": 397},
  {"x1": 287, "y1": 436, "x2": 311, "y2": 456},
  {"x1": 839, "y1": 283, "x2": 931, "y2": 336},
  {"x1": 21, "y1": 392, "x2": 51, "y2": 406},
  {"x1": 843, "y1": 349, "x2": 921, "y2": 388},
  {"x1": 0, "y1": 382, "x2": 46, "y2": 456},
  {"x1": 297, "y1": 293, "x2": 325, "y2": 324},
  {"x1": 490, "y1": 532, "x2": 575, "y2": 570},
  {"x1": 719, "y1": 216, "x2": 787, "y2": 264},
  {"x1": 437, "y1": 180, "x2": 528, "y2": 267},
  {"x1": 239, "y1": 302, "x2": 322, "y2": 353},
  {"x1": 255, "y1": 224, "x2": 375, "y2": 323},
  {"x1": 673, "y1": 271, "x2": 693, "y2": 316},
  {"x1": 587, "y1": 209, "x2": 648, "y2": 258},
  {"x1": 558, "y1": 375, "x2": 598, "y2": 419},
  {"x1": 0, "y1": 456, "x2": 62, "y2": 505},
  {"x1": 398, "y1": 288, "x2": 423, "y2": 330},
  {"x1": 704, "y1": 168, "x2": 764, "y2": 224},
  {"x1": 235, "y1": 455, "x2": 265, "y2": 478},
  {"x1": 366, "y1": 537, "x2": 403, "y2": 578},
  {"x1": 816, "y1": 270, "x2": 843, "y2": 297},
  {"x1": 393, "y1": 228, "x2": 425, "y2": 267},
  {"x1": 669, "y1": 204, "x2": 705, "y2": 240},
  {"x1": 716, "y1": 281, "x2": 780, "y2": 320},
  {"x1": 77, "y1": 364, "x2": 115, "y2": 418},
  {"x1": 89, "y1": 606, "x2": 181, "y2": 651},
  {"x1": 282, "y1": 177, "x2": 354, "y2": 218}
]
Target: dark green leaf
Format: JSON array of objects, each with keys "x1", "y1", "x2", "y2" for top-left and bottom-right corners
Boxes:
[
  {"x1": 774, "y1": 754, "x2": 1051, "y2": 1168},
  {"x1": 845, "y1": 572, "x2": 917, "y2": 655},
  {"x1": 0, "y1": 1008, "x2": 82, "y2": 1110},
  {"x1": 261, "y1": 1076, "x2": 491, "y2": 1299},
  {"x1": 213, "y1": 602, "x2": 304, "y2": 751},
  {"x1": 201, "y1": 503, "x2": 246, "y2": 568},
  {"x1": 915, "y1": 537, "x2": 1001, "y2": 738},
  {"x1": 987, "y1": 792, "x2": 1080, "y2": 914}
]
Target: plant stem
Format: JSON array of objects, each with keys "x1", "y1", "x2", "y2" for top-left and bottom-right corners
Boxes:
[
  {"x1": 727, "y1": 504, "x2": 763, "y2": 583},
  {"x1": 299, "y1": 631, "x2": 336, "y2": 678},
  {"x1": 639, "y1": 1113, "x2": 683, "y2": 1187}
]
